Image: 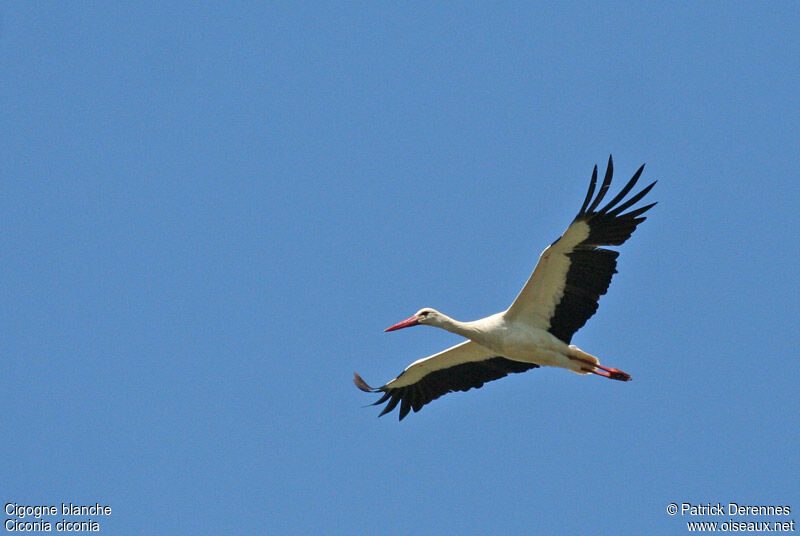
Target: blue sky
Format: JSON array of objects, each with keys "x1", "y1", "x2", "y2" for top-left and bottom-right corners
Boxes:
[{"x1": 2, "y1": 3, "x2": 798, "y2": 534}]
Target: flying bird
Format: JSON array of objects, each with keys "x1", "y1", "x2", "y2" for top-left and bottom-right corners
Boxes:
[{"x1": 354, "y1": 156, "x2": 656, "y2": 420}]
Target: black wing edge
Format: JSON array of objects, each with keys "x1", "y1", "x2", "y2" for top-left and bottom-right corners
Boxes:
[
  {"x1": 574, "y1": 155, "x2": 657, "y2": 246},
  {"x1": 353, "y1": 358, "x2": 540, "y2": 421},
  {"x1": 547, "y1": 155, "x2": 657, "y2": 344}
]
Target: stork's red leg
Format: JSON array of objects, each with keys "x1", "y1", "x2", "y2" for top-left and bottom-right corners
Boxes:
[{"x1": 582, "y1": 366, "x2": 632, "y2": 381}]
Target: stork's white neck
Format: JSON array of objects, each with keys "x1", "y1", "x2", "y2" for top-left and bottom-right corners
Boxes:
[{"x1": 432, "y1": 312, "x2": 497, "y2": 343}]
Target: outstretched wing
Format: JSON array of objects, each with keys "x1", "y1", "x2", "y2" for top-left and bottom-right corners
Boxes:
[
  {"x1": 354, "y1": 341, "x2": 538, "y2": 420},
  {"x1": 505, "y1": 156, "x2": 656, "y2": 343}
]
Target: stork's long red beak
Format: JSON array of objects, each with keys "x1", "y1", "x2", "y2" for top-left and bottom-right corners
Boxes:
[{"x1": 384, "y1": 316, "x2": 420, "y2": 332}]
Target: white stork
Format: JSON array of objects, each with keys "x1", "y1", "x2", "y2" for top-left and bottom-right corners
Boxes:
[{"x1": 354, "y1": 156, "x2": 656, "y2": 420}]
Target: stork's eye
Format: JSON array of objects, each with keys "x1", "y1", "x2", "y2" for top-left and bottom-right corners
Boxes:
[{"x1": 420, "y1": 311, "x2": 429, "y2": 317}]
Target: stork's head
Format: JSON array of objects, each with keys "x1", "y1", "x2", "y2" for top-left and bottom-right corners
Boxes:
[{"x1": 384, "y1": 308, "x2": 440, "y2": 331}]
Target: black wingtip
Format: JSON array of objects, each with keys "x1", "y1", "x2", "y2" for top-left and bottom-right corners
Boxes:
[
  {"x1": 584, "y1": 156, "x2": 615, "y2": 214},
  {"x1": 399, "y1": 399, "x2": 411, "y2": 420},
  {"x1": 578, "y1": 165, "x2": 599, "y2": 215},
  {"x1": 353, "y1": 372, "x2": 376, "y2": 393}
]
